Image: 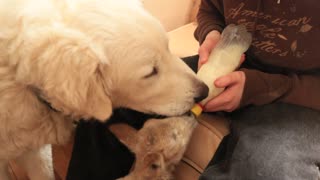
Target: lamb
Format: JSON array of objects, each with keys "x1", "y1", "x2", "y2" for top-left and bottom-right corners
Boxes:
[{"x1": 110, "y1": 115, "x2": 197, "y2": 180}]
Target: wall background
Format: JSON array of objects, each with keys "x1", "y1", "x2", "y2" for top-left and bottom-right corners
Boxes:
[{"x1": 142, "y1": 0, "x2": 200, "y2": 31}]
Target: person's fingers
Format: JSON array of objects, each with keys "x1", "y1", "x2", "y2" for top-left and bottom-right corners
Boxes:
[
  {"x1": 204, "y1": 88, "x2": 234, "y2": 112},
  {"x1": 198, "y1": 47, "x2": 210, "y2": 68},
  {"x1": 198, "y1": 31, "x2": 221, "y2": 69},
  {"x1": 203, "y1": 71, "x2": 245, "y2": 112},
  {"x1": 240, "y1": 54, "x2": 246, "y2": 64},
  {"x1": 198, "y1": 40, "x2": 216, "y2": 67},
  {"x1": 214, "y1": 71, "x2": 243, "y2": 88},
  {"x1": 204, "y1": 101, "x2": 228, "y2": 112}
]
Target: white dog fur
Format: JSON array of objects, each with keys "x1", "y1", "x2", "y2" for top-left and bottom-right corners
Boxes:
[{"x1": 0, "y1": 0, "x2": 207, "y2": 179}]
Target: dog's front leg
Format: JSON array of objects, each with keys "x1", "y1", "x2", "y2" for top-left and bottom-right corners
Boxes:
[
  {"x1": 0, "y1": 161, "x2": 11, "y2": 180},
  {"x1": 16, "y1": 144, "x2": 54, "y2": 180}
]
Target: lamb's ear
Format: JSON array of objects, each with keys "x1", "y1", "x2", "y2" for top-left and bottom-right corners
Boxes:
[{"x1": 109, "y1": 124, "x2": 139, "y2": 152}]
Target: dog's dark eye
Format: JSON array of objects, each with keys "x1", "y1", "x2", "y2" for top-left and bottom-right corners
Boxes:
[{"x1": 144, "y1": 67, "x2": 158, "y2": 78}]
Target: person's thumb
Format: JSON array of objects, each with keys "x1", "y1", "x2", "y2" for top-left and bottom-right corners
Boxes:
[
  {"x1": 198, "y1": 41, "x2": 215, "y2": 68},
  {"x1": 198, "y1": 32, "x2": 220, "y2": 69},
  {"x1": 198, "y1": 47, "x2": 209, "y2": 68}
]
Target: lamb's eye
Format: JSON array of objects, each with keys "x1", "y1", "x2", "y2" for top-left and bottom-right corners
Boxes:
[
  {"x1": 150, "y1": 163, "x2": 160, "y2": 170},
  {"x1": 144, "y1": 67, "x2": 158, "y2": 78}
]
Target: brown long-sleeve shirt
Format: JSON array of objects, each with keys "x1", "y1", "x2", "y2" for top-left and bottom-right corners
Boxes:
[{"x1": 195, "y1": 0, "x2": 320, "y2": 111}]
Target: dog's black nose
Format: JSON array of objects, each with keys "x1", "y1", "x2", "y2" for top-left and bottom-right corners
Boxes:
[
  {"x1": 194, "y1": 94, "x2": 207, "y2": 103},
  {"x1": 194, "y1": 83, "x2": 209, "y2": 103}
]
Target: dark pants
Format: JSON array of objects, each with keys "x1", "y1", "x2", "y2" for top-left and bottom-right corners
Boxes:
[{"x1": 200, "y1": 103, "x2": 320, "y2": 180}]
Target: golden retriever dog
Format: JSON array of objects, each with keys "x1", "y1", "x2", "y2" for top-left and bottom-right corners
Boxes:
[
  {"x1": 0, "y1": 0, "x2": 208, "y2": 179},
  {"x1": 110, "y1": 115, "x2": 197, "y2": 180}
]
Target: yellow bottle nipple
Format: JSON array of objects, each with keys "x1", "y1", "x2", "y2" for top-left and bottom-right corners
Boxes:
[{"x1": 190, "y1": 104, "x2": 203, "y2": 117}]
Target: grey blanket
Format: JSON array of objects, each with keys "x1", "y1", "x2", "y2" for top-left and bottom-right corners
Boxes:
[{"x1": 201, "y1": 103, "x2": 320, "y2": 180}]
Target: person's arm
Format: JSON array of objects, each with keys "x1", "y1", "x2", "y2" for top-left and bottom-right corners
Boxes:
[
  {"x1": 240, "y1": 68, "x2": 320, "y2": 111},
  {"x1": 194, "y1": 0, "x2": 225, "y2": 44}
]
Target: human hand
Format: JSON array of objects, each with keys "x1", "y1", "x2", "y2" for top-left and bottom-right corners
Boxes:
[
  {"x1": 198, "y1": 30, "x2": 245, "y2": 69},
  {"x1": 203, "y1": 71, "x2": 246, "y2": 112},
  {"x1": 198, "y1": 30, "x2": 221, "y2": 69}
]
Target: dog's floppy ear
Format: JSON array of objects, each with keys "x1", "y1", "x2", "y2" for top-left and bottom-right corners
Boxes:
[
  {"x1": 17, "y1": 25, "x2": 112, "y2": 121},
  {"x1": 85, "y1": 69, "x2": 113, "y2": 121},
  {"x1": 109, "y1": 124, "x2": 139, "y2": 152}
]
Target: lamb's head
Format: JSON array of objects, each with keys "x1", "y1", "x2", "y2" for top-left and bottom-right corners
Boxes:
[{"x1": 110, "y1": 115, "x2": 197, "y2": 180}]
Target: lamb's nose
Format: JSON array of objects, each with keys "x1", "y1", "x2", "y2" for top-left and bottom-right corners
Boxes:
[{"x1": 194, "y1": 83, "x2": 209, "y2": 103}]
